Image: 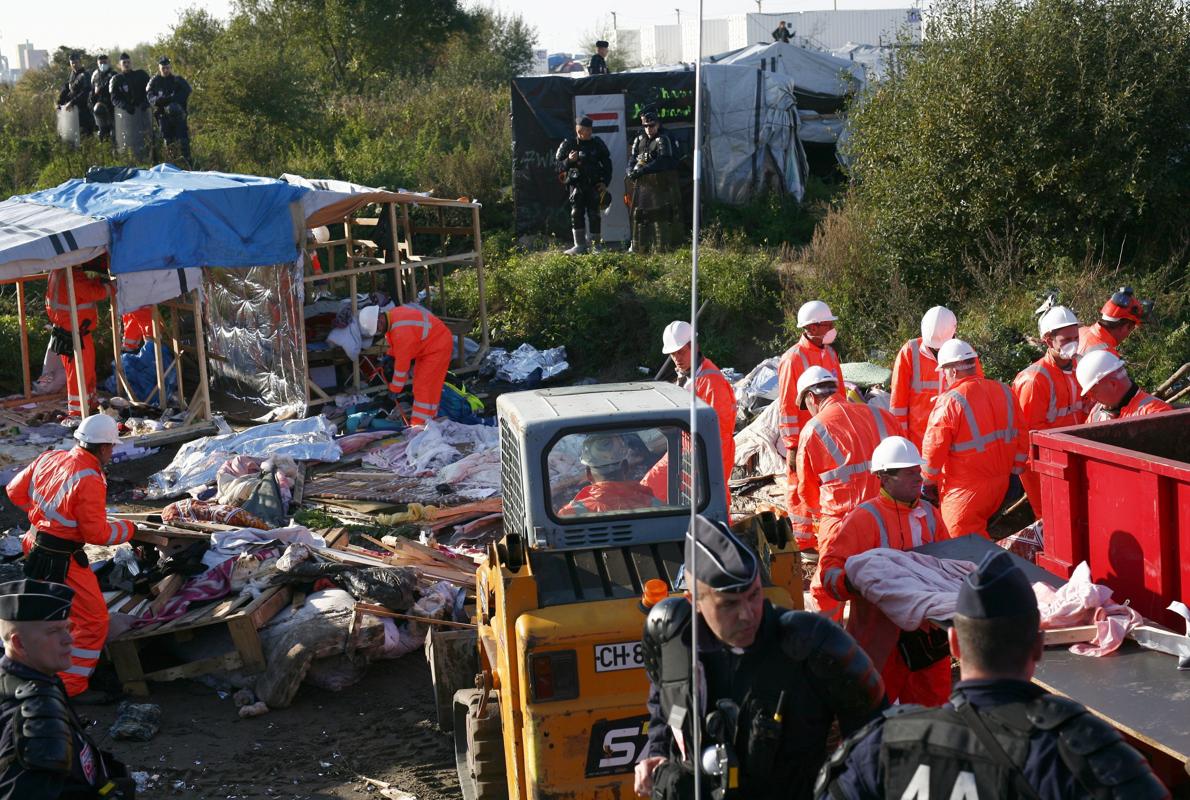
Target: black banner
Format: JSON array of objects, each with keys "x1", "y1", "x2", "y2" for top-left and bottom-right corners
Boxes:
[{"x1": 512, "y1": 72, "x2": 697, "y2": 238}]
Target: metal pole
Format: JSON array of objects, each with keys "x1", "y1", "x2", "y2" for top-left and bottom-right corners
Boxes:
[
  {"x1": 689, "y1": 0, "x2": 705, "y2": 795},
  {"x1": 611, "y1": 11, "x2": 617, "y2": 30},
  {"x1": 15, "y1": 281, "x2": 31, "y2": 399},
  {"x1": 676, "y1": 8, "x2": 682, "y2": 26}
]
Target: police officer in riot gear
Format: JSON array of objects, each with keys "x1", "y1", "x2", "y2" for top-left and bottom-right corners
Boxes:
[
  {"x1": 627, "y1": 110, "x2": 683, "y2": 253},
  {"x1": 146, "y1": 57, "x2": 192, "y2": 163},
  {"x1": 589, "y1": 40, "x2": 611, "y2": 75},
  {"x1": 636, "y1": 515, "x2": 886, "y2": 800},
  {"x1": 555, "y1": 115, "x2": 613, "y2": 254},
  {"x1": 90, "y1": 55, "x2": 115, "y2": 141},
  {"x1": 109, "y1": 54, "x2": 150, "y2": 113},
  {"x1": 816, "y1": 551, "x2": 1170, "y2": 800},
  {"x1": 57, "y1": 53, "x2": 96, "y2": 137},
  {"x1": 0, "y1": 579, "x2": 134, "y2": 798}
]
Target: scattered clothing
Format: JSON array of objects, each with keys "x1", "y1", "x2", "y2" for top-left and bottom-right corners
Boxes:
[
  {"x1": 1033, "y1": 562, "x2": 1143, "y2": 657},
  {"x1": 108, "y1": 702, "x2": 162, "y2": 741}
]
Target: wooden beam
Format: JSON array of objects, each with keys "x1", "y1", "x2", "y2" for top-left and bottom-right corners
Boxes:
[
  {"x1": 62, "y1": 267, "x2": 89, "y2": 418},
  {"x1": 15, "y1": 281, "x2": 30, "y2": 400}
]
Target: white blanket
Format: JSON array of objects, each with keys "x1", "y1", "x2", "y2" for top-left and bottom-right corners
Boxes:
[{"x1": 845, "y1": 548, "x2": 977, "y2": 631}]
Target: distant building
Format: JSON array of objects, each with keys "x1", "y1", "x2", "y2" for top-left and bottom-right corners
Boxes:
[
  {"x1": 0, "y1": 54, "x2": 10, "y2": 84},
  {"x1": 17, "y1": 41, "x2": 49, "y2": 71}
]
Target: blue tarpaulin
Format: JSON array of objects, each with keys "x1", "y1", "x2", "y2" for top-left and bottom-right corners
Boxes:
[{"x1": 16, "y1": 165, "x2": 308, "y2": 275}]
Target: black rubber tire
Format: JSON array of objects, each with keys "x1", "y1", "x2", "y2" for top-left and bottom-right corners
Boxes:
[{"x1": 454, "y1": 689, "x2": 508, "y2": 800}]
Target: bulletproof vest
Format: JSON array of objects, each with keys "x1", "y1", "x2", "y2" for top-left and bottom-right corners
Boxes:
[
  {"x1": 877, "y1": 693, "x2": 1170, "y2": 800},
  {"x1": 0, "y1": 667, "x2": 75, "y2": 776},
  {"x1": 655, "y1": 602, "x2": 831, "y2": 800},
  {"x1": 559, "y1": 137, "x2": 607, "y2": 186}
]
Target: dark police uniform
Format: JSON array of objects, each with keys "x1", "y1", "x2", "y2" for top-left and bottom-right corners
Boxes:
[
  {"x1": 639, "y1": 515, "x2": 886, "y2": 800},
  {"x1": 146, "y1": 60, "x2": 192, "y2": 162},
  {"x1": 109, "y1": 63, "x2": 150, "y2": 113},
  {"x1": 815, "y1": 552, "x2": 1170, "y2": 800},
  {"x1": 628, "y1": 113, "x2": 683, "y2": 252},
  {"x1": 58, "y1": 65, "x2": 96, "y2": 136},
  {"x1": 90, "y1": 62, "x2": 115, "y2": 140},
  {"x1": 0, "y1": 580, "x2": 133, "y2": 799},
  {"x1": 555, "y1": 116, "x2": 612, "y2": 253},
  {"x1": 589, "y1": 42, "x2": 610, "y2": 75}
]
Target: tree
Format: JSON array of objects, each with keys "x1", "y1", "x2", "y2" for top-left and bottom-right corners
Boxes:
[{"x1": 846, "y1": 0, "x2": 1190, "y2": 295}]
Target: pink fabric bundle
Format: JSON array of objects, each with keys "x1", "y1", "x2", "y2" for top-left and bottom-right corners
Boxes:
[{"x1": 1033, "y1": 562, "x2": 1143, "y2": 656}]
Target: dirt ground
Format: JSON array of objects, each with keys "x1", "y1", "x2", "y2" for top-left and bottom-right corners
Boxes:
[{"x1": 87, "y1": 656, "x2": 460, "y2": 800}]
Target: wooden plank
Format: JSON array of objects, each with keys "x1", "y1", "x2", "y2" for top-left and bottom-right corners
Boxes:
[
  {"x1": 228, "y1": 616, "x2": 267, "y2": 674},
  {"x1": 143, "y1": 651, "x2": 244, "y2": 684},
  {"x1": 107, "y1": 639, "x2": 149, "y2": 697},
  {"x1": 1043, "y1": 625, "x2": 1098, "y2": 646},
  {"x1": 355, "y1": 602, "x2": 476, "y2": 629},
  {"x1": 248, "y1": 586, "x2": 293, "y2": 627}
]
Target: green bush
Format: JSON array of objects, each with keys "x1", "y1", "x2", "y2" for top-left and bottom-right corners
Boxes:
[{"x1": 847, "y1": 0, "x2": 1190, "y2": 292}]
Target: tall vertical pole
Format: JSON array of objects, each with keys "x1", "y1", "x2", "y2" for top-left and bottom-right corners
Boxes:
[
  {"x1": 63, "y1": 267, "x2": 90, "y2": 419},
  {"x1": 688, "y1": 1, "x2": 705, "y2": 796}
]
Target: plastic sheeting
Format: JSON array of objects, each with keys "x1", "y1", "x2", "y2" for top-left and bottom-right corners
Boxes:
[
  {"x1": 102, "y1": 341, "x2": 177, "y2": 405},
  {"x1": 204, "y1": 260, "x2": 307, "y2": 420},
  {"x1": 0, "y1": 198, "x2": 108, "y2": 281},
  {"x1": 147, "y1": 416, "x2": 341, "y2": 499},
  {"x1": 16, "y1": 165, "x2": 307, "y2": 275},
  {"x1": 707, "y1": 42, "x2": 865, "y2": 111},
  {"x1": 481, "y1": 344, "x2": 569, "y2": 385}
]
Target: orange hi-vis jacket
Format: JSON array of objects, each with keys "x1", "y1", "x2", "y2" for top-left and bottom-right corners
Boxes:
[
  {"x1": 1078, "y1": 322, "x2": 1121, "y2": 358},
  {"x1": 687, "y1": 357, "x2": 736, "y2": 488},
  {"x1": 383, "y1": 305, "x2": 453, "y2": 394},
  {"x1": 816, "y1": 492, "x2": 947, "y2": 606},
  {"x1": 922, "y1": 375, "x2": 1027, "y2": 489},
  {"x1": 6, "y1": 447, "x2": 136, "y2": 546},
  {"x1": 889, "y1": 337, "x2": 942, "y2": 448},
  {"x1": 46, "y1": 267, "x2": 111, "y2": 331},
  {"x1": 1088, "y1": 387, "x2": 1173, "y2": 423},
  {"x1": 796, "y1": 398, "x2": 899, "y2": 522},
  {"x1": 559, "y1": 481, "x2": 662, "y2": 516},
  {"x1": 1012, "y1": 353, "x2": 1086, "y2": 433},
  {"x1": 776, "y1": 336, "x2": 845, "y2": 451}
]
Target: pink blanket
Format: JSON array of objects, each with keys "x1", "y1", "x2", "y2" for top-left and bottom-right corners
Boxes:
[{"x1": 1033, "y1": 562, "x2": 1142, "y2": 657}]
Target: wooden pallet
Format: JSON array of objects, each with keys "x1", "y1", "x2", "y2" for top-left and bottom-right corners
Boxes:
[
  {"x1": 106, "y1": 585, "x2": 292, "y2": 696},
  {"x1": 305, "y1": 470, "x2": 431, "y2": 503}
]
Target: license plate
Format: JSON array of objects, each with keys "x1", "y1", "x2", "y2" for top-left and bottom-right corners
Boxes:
[{"x1": 594, "y1": 641, "x2": 644, "y2": 672}]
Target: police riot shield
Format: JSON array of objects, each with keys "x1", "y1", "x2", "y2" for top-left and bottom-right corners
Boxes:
[
  {"x1": 114, "y1": 107, "x2": 152, "y2": 160},
  {"x1": 56, "y1": 106, "x2": 81, "y2": 147}
]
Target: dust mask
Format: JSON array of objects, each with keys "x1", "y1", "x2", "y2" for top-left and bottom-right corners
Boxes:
[
  {"x1": 1058, "y1": 341, "x2": 1078, "y2": 360},
  {"x1": 99, "y1": 63, "x2": 110, "y2": 72},
  {"x1": 821, "y1": 328, "x2": 838, "y2": 346}
]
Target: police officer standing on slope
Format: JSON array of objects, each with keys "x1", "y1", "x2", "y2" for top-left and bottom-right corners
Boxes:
[
  {"x1": 816, "y1": 550, "x2": 1170, "y2": 800},
  {"x1": 57, "y1": 53, "x2": 96, "y2": 137},
  {"x1": 627, "y1": 110, "x2": 683, "y2": 253},
  {"x1": 589, "y1": 40, "x2": 611, "y2": 75},
  {"x1": 635, "y1": 514, "x2": 886, "y2": 800},
  {"x1": 0, "y1": 579, "x2": 134, "y2": 798},
  {"x1": 109, "y1": 54, "x2": 150, "y2": 113},
  {"x1": 90, "y1": 55, "x2": 116, "y2": 141},
  {"x1": 555, "y1": 115, "x2": 612, "y2": 254},
  {"x1": 146, "y1": 57, "x2": 192, "y2": 163}
]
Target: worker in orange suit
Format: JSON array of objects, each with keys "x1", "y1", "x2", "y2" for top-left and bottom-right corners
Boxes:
[
  {"x1": 561, "y1": 434, "x2": 662, "y2": 516},
  {"x1": 647, "y1": 320, "x2": 736, "y2": 507},
  {"x1": 890, "y1": 307, "x2": 951, "y2": 448},
  {"x1": 921, "y1": 339, "x2": 1028, "y2": 538},
  {"x1": 795, "y1": 366, "x2": 898, "y2": 618},
  {"x1": 776, "y1": 300, "x2": 846, "y2": 550},
  {"x1": 1078, "y1": 286, "x2": 1150, "y2": 358},
  {"x1": 1012, "y1": 306, "x2": 1087, "y2": 519},
  {"x1": 1076, "y1": 351, "x2": 1173, "y2": 423},
  {"x1": 45, "y1": 259, "x2": 112, "y2": 418},
  {"x1": 359, "y1": 303, "x2": 454, "y2": 426},
  {"x1": 6, "y1": 414, "x2": 136, "y2": 700},
  {"x1": 817, "y1": 436, "x2": 951, "y2": 705},
  {"x1": 120, "y1": 306, "x2": 155, "y2": 352}
]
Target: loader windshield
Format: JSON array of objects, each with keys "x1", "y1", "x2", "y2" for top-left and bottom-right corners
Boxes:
[{"x1": 548, "y1": 425, "x2": 708, "y2": 520}]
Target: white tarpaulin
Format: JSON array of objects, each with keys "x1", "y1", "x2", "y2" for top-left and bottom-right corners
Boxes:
[
  {"x1": 0, "y1": 199, "x2": 108, "y2": 282},
  {"x1": 707, "y1": 41, "x2": 865, "y2": 100}
]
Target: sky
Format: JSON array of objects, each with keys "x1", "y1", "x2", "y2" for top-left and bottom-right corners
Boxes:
[{"x1": 3, "y1": 0, "x2": 919, "y2": 67}]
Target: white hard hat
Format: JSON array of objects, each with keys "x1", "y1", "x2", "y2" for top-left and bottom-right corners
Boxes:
[
  {"x1": 870, "y1": 436, "x2": 924, "y2": 472},
  {"x1": 1038, "y1": 305, "x2": 1080, "y2": 336},
  {"x1": 74, "y1": 413, "x2": 120, "y2": 445},
  {"x1": 661, "y1": 320, "x2": 692, "y2": 355},
  {"x1": 311, "y1": 225, "x2": 331, "y2": 244},
  {"x1": 359, "y1": 305, "x2": 381, "y2": 337},
  {"x1": 936, "y1": 338, "x2": 979, "y2": 368},
  {"x1": 920, "y1": 306, "x2": 957, "y2": 349},
  {"x1": 796, "y1": 300, "x2": 837, "y2": 328},
  {"x1": 1076, "y1": 350, "x2": 1125, "y2": 396},
  {"x1": 796, "y1": 365, "x2": 838, "y2": 407}
]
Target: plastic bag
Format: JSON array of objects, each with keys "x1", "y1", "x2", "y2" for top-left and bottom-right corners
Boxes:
[{"x1": 338, "y1": 566, "x2": 418, "y2": 611}]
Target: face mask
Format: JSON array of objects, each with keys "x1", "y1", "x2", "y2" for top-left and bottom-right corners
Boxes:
[
  {"x1": 1058, "y1": 341, "x2": 1078, "y2": 360},
  {"x1": 821, "y1": 328, "x2": 838, "y2": 345},
  {"x1": 99, "y1": 63, "x2": 110, "y2": 72}
]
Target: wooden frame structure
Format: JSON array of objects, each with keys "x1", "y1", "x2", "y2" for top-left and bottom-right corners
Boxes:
[
  {"x1": 1, "y1": 268, "x2": 215, "y2": 445},
  {"x1": 301, "y1": 194, "x2": 490, "y2": 410}
]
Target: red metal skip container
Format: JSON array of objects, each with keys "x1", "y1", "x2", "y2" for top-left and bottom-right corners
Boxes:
[{"x1": 1031, "y1": 408, "x2": 1189, "y2": 630}]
